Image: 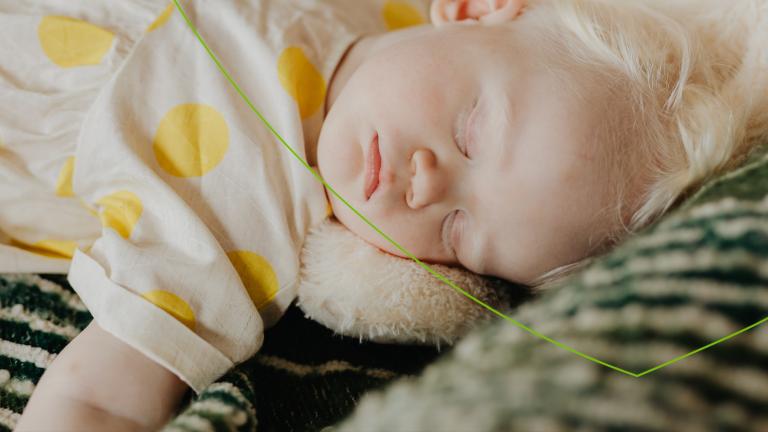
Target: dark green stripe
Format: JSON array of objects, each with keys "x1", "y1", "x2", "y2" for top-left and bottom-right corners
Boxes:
[
  {"x1": 217, "y1": 370, "x2": 257, "y2": 401},
  {"x1": 36, "y1": 274, "x2": 73, "y2": 292},
  {"x1": 0, "y1": 279, "x2": 92, "y2": 331},
  {"x1": 583, "y1": 292, "x2": 767, "y2": 328},
  {"x1": 185, "y1": 388, "x2": 255, "y2": 431},
  {"x1": 0, "y1": 356, "x2": 44, "y2": 383},
  {"x1": 0, "y1": 388, "x2": 29, "y2": 415},
  {"x1": 669, "y1": 208, "x2": 768, "y2": 230},
  {"x1": 0, "y1": 319, "x2": 71, "y2": 353},
  {"x1": 581, "y1": 268, "x2": 768, "y2": 292},
  {"x1": 665, "y1": 374, "x2": 768, "y2": 416},
  {"x1": 195, "y1": 389, "x2": 251, "y2": 409},
  {"x1": 601, "y1": 229, "x2": 768, "y2": 271},
  {"x1": 596, "y1": 328, "x2": 768, "y2": 371},
  {"x1": 685, "y1": 162, "x2": 768, "y2": 204}
]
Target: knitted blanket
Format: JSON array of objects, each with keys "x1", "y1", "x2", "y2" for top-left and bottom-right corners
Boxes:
[{"x1": 0, "y1": 274, "x2": 441, "y2": 431}]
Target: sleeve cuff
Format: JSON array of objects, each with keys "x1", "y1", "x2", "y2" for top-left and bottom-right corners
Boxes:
[{"x1": 68, "y1": 248, "x2": 234, "y2": 394}]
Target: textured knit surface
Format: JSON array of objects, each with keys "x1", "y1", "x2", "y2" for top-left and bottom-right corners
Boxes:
[{"x1": 0, "y1": 273, "x2": 441, "y2": 431}]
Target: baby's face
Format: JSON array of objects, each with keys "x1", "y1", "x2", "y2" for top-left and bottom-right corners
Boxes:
[{"x1": 317, "y1": 21, "x2": 628, "y2": 285}]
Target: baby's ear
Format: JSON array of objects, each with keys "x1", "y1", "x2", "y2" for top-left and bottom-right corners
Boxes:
[{"x1": 430, "y1": 0, "x2": 527, "y2": 26}]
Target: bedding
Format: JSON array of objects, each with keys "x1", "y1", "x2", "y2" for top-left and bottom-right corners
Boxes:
[{"x1": 0, "y1": 273, "x2": 444, "y2": 432}]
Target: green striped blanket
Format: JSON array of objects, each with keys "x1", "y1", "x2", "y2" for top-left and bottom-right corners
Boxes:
[
  {"x1": 2, "y1": 141, "x2": 768, "y2": 431},
  {"x1": 0, "y1": 274, "x2": 441, "y2": 431}
]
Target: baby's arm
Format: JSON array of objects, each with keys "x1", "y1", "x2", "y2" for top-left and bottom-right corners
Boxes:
[{"x1": 15, "y1": 320, "x2": 189, "y2": 431}]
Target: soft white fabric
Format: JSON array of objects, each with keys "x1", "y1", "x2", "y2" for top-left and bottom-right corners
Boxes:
[
  {"x1": 0, "y1": 0, "x2": 439, "y2": 393},
  {"x1": 298, "y1": 218, "x2": 518, "y2": 347}
]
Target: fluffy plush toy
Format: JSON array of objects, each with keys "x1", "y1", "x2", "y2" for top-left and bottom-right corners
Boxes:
[{"x1": 297, "y1": 218, "x2": 531, "y2": 346}]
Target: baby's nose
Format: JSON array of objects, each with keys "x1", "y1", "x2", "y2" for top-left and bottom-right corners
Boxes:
[{"x1": 406, "y1": 148, "x2": 448, "y2": 209}]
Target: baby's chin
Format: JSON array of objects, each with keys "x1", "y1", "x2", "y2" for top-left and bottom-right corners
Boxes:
[{"x1": 327, "y1": 205, "x2": 396, "y2": 255}]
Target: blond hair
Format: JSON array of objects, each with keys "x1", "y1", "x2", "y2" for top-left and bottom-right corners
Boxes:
[{"x1": 523, "y1": 0, "x2": 768, "y2": 288}]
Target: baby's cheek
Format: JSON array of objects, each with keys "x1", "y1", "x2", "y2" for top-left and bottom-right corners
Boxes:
[{"x1": 334, "y1": 204, "x2": 390, "y2": 249}]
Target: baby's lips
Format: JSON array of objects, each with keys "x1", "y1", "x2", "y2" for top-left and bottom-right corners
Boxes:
[{"x1": 364, "y1": 132, "x2": 381, "y2": 200}]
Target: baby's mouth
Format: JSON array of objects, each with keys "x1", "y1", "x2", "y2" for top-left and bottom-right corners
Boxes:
[{"x1": 364, "y1": 132, "x2": 381, "y2": 201}]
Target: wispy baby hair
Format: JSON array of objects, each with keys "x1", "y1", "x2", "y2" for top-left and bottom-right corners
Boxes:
[{"x1": 524, "y1": 0, "x2": 768, "y2": 287}]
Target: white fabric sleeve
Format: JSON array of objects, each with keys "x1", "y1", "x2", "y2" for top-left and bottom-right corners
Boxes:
[
  {"x1": 65, "y1": 4, "x2": 277, "y2": 394},
  {"x1": 69, "y1": 249, "x2": 238, "y2": 393}
]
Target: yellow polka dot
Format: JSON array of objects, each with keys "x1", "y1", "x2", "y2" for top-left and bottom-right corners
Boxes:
[
  {"x1": 32, "y1": 239, "x2": 78, "y2": 258},
  {"x1": 141, "y1": 290, "x2": 196, "y2": 330},
  {"x1": 153, "y1": 104, "x2": 230, "y2": 178},
  {"x1": 38, "y1": 16, "x2": 115, "y2": 68},
  {"x1": 10, "y1": 238, "x2": 78, "y2": 259},
  {"x1": 55, "y1": 156, "x2": 75, "y2": 197},
  {"x1": 382, "y1": 1, "x2": 426, "y2": 31},
  {"x1": 277, "y1": 47, "x2": 327, "y2": 119},
  {"x1": 147, "y1": 3, "x2": 174, "y2": 32},
  {"x1": 227, "y1": 250, "x2": 279, "y2": 309},
  {"x1": 97, "y1": 190, "x2": 143, "y2": 239}
]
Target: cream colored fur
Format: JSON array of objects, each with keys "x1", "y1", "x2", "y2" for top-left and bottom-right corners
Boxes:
[{"x1": 297, "y1": 218, "x2": 519, "y2": 346}]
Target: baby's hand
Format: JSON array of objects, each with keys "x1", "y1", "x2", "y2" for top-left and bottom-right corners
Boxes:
[{"x1": 15, "y1": 320, "x2": 189, "y2": 431}]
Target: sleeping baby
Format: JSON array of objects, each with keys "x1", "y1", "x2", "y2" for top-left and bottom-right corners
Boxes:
[{"x1": 11, "y1": 0, "x2": 767, "y2": 429}]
